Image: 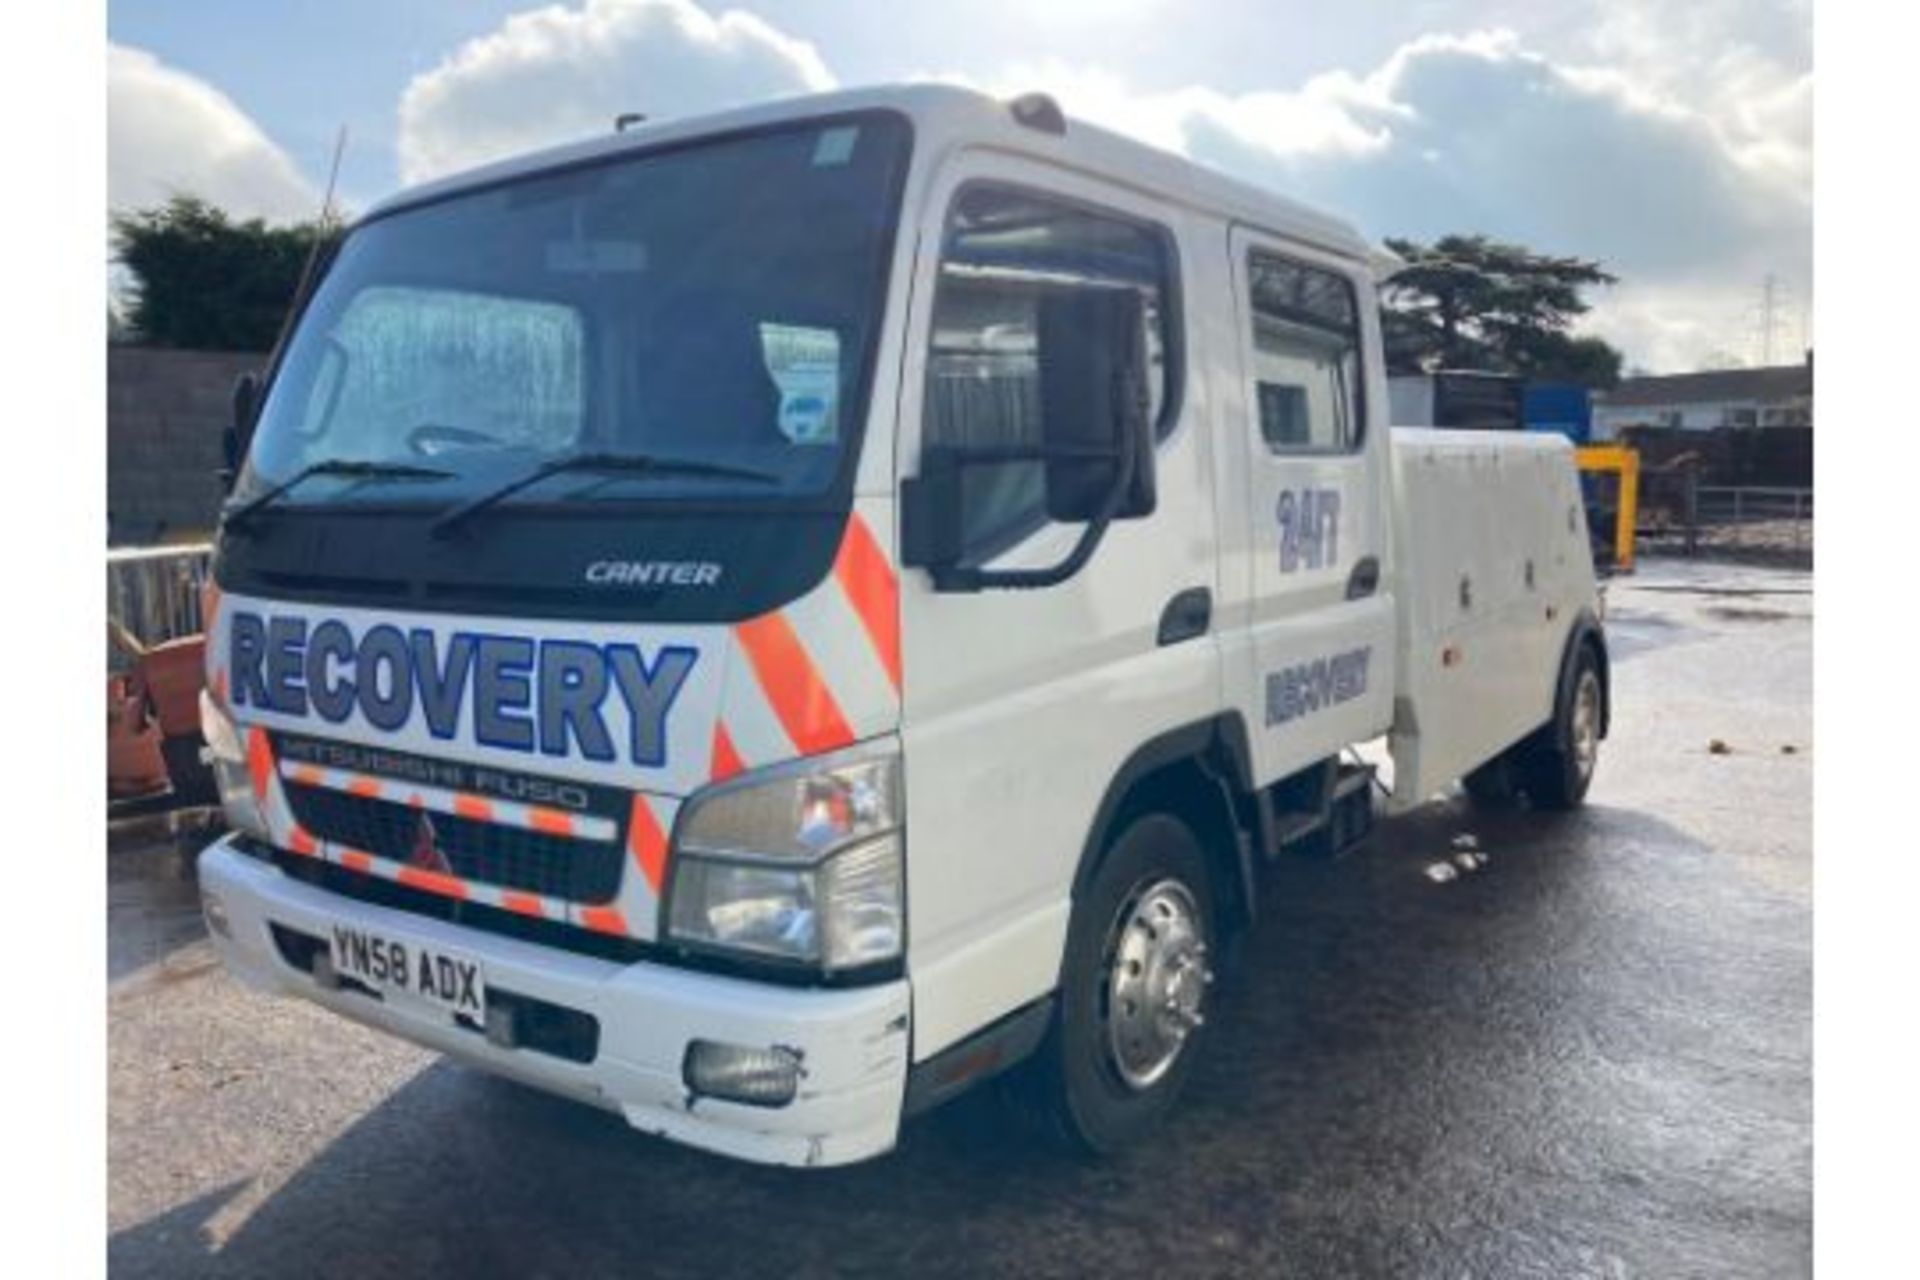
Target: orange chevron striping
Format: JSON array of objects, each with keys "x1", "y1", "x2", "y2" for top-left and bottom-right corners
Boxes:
[
  {"x1": 710, "y1": 721, "x2": 745, "y2": 782},
  {"x1": 290, "y1": 764, "x2": 324, "y2": 787},
  {"x1": 527, "y1": 807, "x2": 574, "y2": 837},
  {"x1": 501, "y1": 891, "x2": 545, "y2": 918},
  {"x1": 397, "y1": 866, "x2": 468, "y2": 899},
  {"x1": 340, "y1": 849, "x2": 373, "y2": 873},
  {"x1": 288, "y1": 826, "x2": 317, "y2": 856},
  {"x1": 346, "y1": 776, "x2": 381, "y2": 799},
  {"x1": 579, "y1": 906, "x2": 626, "y2": 935},
  {"x1": 245, "y1": 727, "x2": 273, "y2": 805},
  {"x1": 733, "y1": 611, "x2": 854, "y2": 756},
  {"x1": 833, "y1": 514, "x2": 902, "y2": 692},
  {"x1": 453, "y1": 794, "x2": 494, "y2": 822},
  {"x1": 627, "y1": 795, "x2": 669, "y2": 893}
]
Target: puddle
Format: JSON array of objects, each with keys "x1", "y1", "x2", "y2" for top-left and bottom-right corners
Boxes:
[{"x1": 1705, "y1": 605, "x2": 1792, "y2": 623}]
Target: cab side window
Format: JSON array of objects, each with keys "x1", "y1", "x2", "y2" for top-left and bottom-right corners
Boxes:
[
  {"x1": 1246, "y1": 251, "x2": 1363, "y2": 454},
  {"x1": 925, "y1": 185, "x2": 1175, "y2": 562}
]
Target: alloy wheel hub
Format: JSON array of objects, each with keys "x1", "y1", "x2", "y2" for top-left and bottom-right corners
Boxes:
[{"x1": 1102, "y1": 878, "x2": 1211, "y2": 1091}]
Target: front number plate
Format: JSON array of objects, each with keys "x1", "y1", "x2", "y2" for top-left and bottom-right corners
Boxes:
[{"x1": 328, "y1": 925, "x2": 486, "y2": 1026}]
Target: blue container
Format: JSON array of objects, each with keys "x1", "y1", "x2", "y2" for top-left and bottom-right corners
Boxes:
[{"x1": 1523, "y1": 383, "x2": 1592, "y2": 444}]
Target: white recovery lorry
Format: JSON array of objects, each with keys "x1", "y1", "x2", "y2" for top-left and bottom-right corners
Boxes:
[{"x1": 197, "y1": 85, "x2": 1608, "y2": 1167}]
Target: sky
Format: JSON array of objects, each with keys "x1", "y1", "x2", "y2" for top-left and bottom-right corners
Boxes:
[{"x1": 106, "y1": 0, "x2": 1812, "y2": 373}]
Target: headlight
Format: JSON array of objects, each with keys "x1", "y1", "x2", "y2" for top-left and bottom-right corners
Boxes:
[
  {"x1": 200, "y1": 689, "x2": 270, "y2": 842},
  {"x1": 665, "y1": 738, "x2": 903, "y2": 971}
]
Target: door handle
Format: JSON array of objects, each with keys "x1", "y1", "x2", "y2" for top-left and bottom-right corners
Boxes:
[
  {"x1": 1157, "y1": 587, "x2": 1212, "y2": 646},
  {"x1": 1345, "y1": 556, "x2": 1380, "y2": 600}
]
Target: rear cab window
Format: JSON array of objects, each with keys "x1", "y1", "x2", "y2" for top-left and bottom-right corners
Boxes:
[{"x1": 1245, "y1": 250, "x2": 1365, "y2": 454}]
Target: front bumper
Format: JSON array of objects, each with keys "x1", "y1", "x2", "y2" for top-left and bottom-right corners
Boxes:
[{"x1": 198, "y1": 837, "x2": 911, "y2": 1167}]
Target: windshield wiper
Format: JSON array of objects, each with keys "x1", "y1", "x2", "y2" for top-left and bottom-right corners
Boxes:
[
  {"x1": 430, "y1": 450, "x2": 779, "y2": 539},
  {"x1": 223, "y1": 458, "x2": 456, "y2": 534}
]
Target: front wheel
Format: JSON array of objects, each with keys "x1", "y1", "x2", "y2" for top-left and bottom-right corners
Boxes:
[{"x1": 1006, "y1": 812, "x2": 1218, "y2": 1155}]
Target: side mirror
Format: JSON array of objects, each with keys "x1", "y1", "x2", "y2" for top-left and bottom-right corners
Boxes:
[
  {"x1": 222, "y1": 371, "x2": 259, "y2": 493},
  {"x1": 1039, "y1": 287, "x2": 1155, "y2": 523},
  {"x1": 901, "y1": 285, "x2": 1157, "y2": 592}
]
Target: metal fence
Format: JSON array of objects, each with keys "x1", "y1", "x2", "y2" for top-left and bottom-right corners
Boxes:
[
  {"x1": 1637, "y1": 480, "x2": 1813, "y2": 564},
  {"x1": 107, "y1": 544, "x2": 213, "y2": 668},
  {"x1": 1696, "y1": 485, "x2": 1813, "y2": 527}
]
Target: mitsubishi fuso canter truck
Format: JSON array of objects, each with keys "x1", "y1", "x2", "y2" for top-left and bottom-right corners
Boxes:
[{"x1": 196, "y1": 84, "x2": 1609, "y2": 1167}]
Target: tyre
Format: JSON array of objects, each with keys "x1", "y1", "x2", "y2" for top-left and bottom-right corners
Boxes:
[
  {"x1": 1515, "y1": 644, "x2": 1604, "y2": 810},
  {"x1": 1460, "y1": 755, "x2": 1518, "y2": 807},
  {"x1": 1006, "y1": 812, "x2": 1218, "y2": 1155}
]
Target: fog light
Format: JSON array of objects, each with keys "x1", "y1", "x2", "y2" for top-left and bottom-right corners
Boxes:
[
  {"x1": 682, "y1": 1040, "x2": 802, "y2": 1108},
  {"x1": 201, "y1": 891, "x2": 231, "y2": 939}
]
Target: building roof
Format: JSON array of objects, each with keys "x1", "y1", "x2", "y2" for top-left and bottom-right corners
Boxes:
[{"x1": 1599, "y1": 362, "x2": 1813, "y2": 408}]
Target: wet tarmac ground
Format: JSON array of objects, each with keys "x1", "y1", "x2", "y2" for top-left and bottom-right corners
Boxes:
[{"x1": 107, "y1": 559, "x2": 1812, "y2": 1278}]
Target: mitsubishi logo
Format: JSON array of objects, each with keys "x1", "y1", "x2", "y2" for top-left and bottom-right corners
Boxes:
[{"x1": 407, "y1": 812, "x2": 453, "y2": 875}]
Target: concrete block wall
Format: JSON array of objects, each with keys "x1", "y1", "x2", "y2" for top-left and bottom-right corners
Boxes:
[{"x1": 108, "y1": 346, "x2": 262, "y2": 545}]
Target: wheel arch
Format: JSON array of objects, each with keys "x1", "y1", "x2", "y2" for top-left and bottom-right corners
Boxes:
[
  {"x1": 1562, "y1": 606, "x2": 1611, "y2": 737},
  {"x1": 1069, "y1": 713, "x2": 1260, "y2": 945}
]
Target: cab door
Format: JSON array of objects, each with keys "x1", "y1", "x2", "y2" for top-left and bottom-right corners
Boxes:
[
  {"x1": 892, "y1": 154, "x2": 1223, "y2": 1059},
  {"x1": 1223, "y1": 226, "x2": 1395, "y2": 787}
]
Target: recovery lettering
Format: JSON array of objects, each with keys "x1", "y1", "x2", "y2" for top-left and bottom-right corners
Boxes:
[{"x1": 228, "y1": 610, "x2": 695, "y2": 767}]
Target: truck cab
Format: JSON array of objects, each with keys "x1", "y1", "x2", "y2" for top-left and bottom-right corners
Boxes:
[{"x1": 197, "y1": 84, "x2": 1607, "y2": 1166}]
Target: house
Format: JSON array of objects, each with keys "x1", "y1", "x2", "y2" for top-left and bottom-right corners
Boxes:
[{"x1": 1591, "y1": 355, "x2": 1812, "y2": 440}]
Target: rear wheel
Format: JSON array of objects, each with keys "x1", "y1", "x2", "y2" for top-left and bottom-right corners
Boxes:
[
  {"x1": 1462, "y1": 643, "x2": 1604, "y2": 811},
  {"x1": 1518, "y1": 649, "x2": 1603, "y2": 809},
  {"x1": 1007, "y1": 812, "x2": 1218, "y2": 1155},
  {"x1": 1461, "y1": 756, "x2": 1518, "y2": 807}
]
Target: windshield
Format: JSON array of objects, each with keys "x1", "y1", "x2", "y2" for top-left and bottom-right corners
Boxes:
[{"x1": 239, "y1": 112, "x2": 911, "y2": 512}]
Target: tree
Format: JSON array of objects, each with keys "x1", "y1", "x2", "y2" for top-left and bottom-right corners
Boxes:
[
  {"x1": 1527, "y1": 333, "x2": 1622, "y2": 388},
  {"x1": 1381, "y1": 234, "x2": 1622, "y2": 388},
  {"x1": 110, "y1": 196, "x2": 335, "y2": 352}
]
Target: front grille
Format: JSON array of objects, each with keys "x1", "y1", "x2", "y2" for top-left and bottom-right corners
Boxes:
[
  {"x1": 257, "y1": 841, "x2": 902, "y2": 988},
  {"x1": 281, "y1": 783, "x2": 626, "y2": 903},
  {"x1": 272, "y1": 849, "x2": 649, "y2": 963}
]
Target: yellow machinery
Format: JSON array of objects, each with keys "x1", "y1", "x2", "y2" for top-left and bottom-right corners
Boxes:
[{"x1": 1574, "y1": 444, "x2": 1640, "y2": 573}]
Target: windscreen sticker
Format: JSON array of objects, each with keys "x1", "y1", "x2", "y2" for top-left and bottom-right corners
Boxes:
[
  {"x1": 760, "y1": 322, "x2": 841, "y2": 445},
  {"x1": 811, "y1": 125, "x2": 859, "y2": 167}
]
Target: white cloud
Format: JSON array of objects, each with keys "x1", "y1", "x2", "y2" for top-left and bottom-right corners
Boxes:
[
  {"x1": 1569, "y1": 0, "x2": 1813, "y2": 200},
  {"x1": 1586, "y1": 283, "x2": 1803, "y2": 377},
  {"x1": 957, "y1": 28, "x2": 1810, "y2": 371},
  {"x1": 379, "y1": 1, "x2": 1808, "y2": 370},
  {"x1": 107, "y1": 43, "x2": 316, "y2": 221},
  {"x1": 396, "y1": 0, "x2": 834, "y2": 183}
]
